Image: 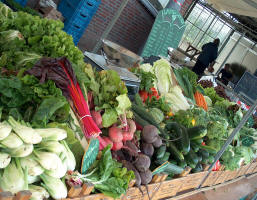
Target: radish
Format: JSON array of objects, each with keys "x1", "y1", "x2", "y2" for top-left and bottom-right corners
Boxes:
[
  {"x1": 97, "y1": 136, "x2": 108, "y2": 150},
  {"x1": 122, "y1": 131, "x2": 134, "y2": 141},
  {"x1": 91, "y1": 110, "x2": 103, "y2": 129},
  {"x1": 112, "y1": 141, "x2": 123, "y2": 151},
  {"x1": 109, "y1": 126, "x2": 123, "y2": 142},
  {"x1": 102, "y1": 136, "x2": 113, "y2": 148}
]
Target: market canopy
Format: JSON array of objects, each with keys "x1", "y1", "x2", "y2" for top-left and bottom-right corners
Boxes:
[{"x1": 206, "y1": 0, "x2": 257, "y2": 18}]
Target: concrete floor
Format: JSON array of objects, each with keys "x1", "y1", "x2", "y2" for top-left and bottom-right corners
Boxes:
[{"x1": 169, "y1": 174, "x2": 257, "y2": 200}]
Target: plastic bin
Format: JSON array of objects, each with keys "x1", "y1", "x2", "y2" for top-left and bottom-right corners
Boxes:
[{"x1": 58, "y1": 0, "x2": 101, "y2": 45}]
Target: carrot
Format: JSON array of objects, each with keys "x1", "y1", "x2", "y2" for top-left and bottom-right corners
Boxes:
[{"x1": 194, "y1": 91, "x2": 208, "y2": 111}]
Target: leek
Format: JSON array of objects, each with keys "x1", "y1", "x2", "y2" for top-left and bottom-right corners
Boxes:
[
  {"x1": 0, "y1": 121, "x2": 12, "y2": 140},
  {"x1": 29, "y1": 185, "x2": 49, "y2": 200},
  {"x1": 40, "y1": 173, "x2": 67, "y2": 199},
  {"x1": 0, "y1": 152, "x2": 11, "y2": 168},
  {"x1": 20, "y1": 155, "x2": 44, "y2": 176},
  {"x1": 34, "y1": 128, "x2": 67, "y2": 141},
  {"x1": 6, "y1": 144, "x2": 34, "y2": 157},
  {"x1": 0, "y1": 132, "x2": 23, "y2": 149},
  {"x1": 8, "y1": 117, "x2": 42, "y2": 144},
  {"x1": 0, "y1": 159, "x2": 27, "y2": 193}
]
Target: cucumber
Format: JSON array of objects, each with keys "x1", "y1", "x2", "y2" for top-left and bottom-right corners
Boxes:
[
  {"x1": 155, "y1": 145, "x2": 166, "y2": 159},
  {"x1": 208, "y1": 156, "x2": 215, "y2": 164},
  {"x1": 165, "y1": 122, "x2": 182, "y2": 135},
  {"x1": 170, "y1": 160, "x2": 178, "y2": 165},
  {"x1": 191, "y1": 138, "x2": 203, "y2": 145},
  {"x1": 200, "y1": 145, "x2": 217, "y2": 154},
  {"x1": 185, "y1": 149, "x2": 198, "y2": 165},
  {"x1": 133, "y1": 112, "x2": 149, "y2": 127},
  {"x1": 178, "y1": 160, "x2": 187, "y2": 168},
  {"x1": 187, "y1": 126, "x2": 207, "y2": 140},
  {"x1": 191, "y1": 142, "x2": 200, "y2": 152},
  {"x1": 198, "y1": 149, "x2": 209, "y2": 159},
  {"x1": 132, "y1": 104, "x2": 166, "y2": 135},
  {"x1": 134, "y1": 93, "x2": 144, "y2": 107},
  {"x1": 197, "y1": 154, "x2": 202, "y2": 162},
  {"x1": 201, "y1": 158, "x2": 208, "y2": 164},
  {"x1": 161, "y1": 152, "x2": 170, "y2": 162},
  {"x1": 192, "y1": 163, "x2": 203, "y2": 173},
  {"x1": 167, "y1": 142, "x2": 184, "y2": 161},
  {"x1": 188, "y1": 163, "x2": 196, "y2": 169},
  {"x1": 180, "y1": 126, "x2": 190, "y2": 154}
]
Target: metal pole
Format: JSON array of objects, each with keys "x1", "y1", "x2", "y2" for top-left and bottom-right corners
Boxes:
[
  {"x1": 92, "y1": 0, "x2": 129, "y2": 53},
  {"x1": 198, "y1": 99, "x2": 257, "y2": 189},
  {"x1": 215, "y1": 32, "x2": 245, "y2": 76},
  {"x1": 184, "y1": 0, "x2": 198, "y2": 20}
]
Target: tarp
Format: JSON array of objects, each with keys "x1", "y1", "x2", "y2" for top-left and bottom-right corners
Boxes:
[{"x1": 206, "y1": 0, "x2": 257, "y2": 18}]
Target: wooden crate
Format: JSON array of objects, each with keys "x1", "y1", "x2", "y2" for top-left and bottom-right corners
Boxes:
[
  {"x1": 201, "y1": 171, "x2": 219, "y2": 187},
  {"x1": 177, "y1": 172, "x2": 208, "y2": 193},
  {"x1": 213, "y1": 171, "x2": 227, "y2": 185},
  {"x1": 174, "y1": 166, "x2": 192, "y2": 178},
  {"x1": 225, "y1": 170, "x2": 239, "y2": 182},
  {"x1": 253, "y1": 163, "x2": 257, "y2": 174},
  {"x1": 0, "y1": 191, "x2": 31, "y2": 200},
  {"x1": 237, "y1": 164, "x2": 251, "y2": 177},
  {"x1": 246, "y1": 162, "x2": 257, "y2": 175}
]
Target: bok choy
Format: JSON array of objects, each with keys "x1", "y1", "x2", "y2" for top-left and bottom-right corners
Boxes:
[{"x1": 0, "y1": 121, "x2": 12, "y2": 140}]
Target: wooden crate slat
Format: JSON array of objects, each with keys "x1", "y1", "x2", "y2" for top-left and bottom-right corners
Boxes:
[
  {"x1": 245, "y1": 162, "x2": 257, "y2": 175},
  {"x1": 237, "y1": 164, "x2": 251, "y2": 177},
  {"x1": 201, "y1": 171, "x2": 219, "y2": 187},
  {"x1": 177, "y1": 172, "x2": 208, "y2": 193},
  {"x1": 213, "y1": 171, "x2": 227, "y2": 185}
]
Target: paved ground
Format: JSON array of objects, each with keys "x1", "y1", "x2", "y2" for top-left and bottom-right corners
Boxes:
[{"x1": 169, "y1": 174, "x2": 257, "y2": 200}]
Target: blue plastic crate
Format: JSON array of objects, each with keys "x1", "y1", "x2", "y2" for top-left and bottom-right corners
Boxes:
[{"x1": 14, "y1": 0, "x2": 27, "y2": 7}]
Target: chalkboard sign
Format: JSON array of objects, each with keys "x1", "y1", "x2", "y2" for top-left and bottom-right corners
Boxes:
[
  {"x1": 234, "y1": 71, "x2": 257, "y2": 104},
  {"x1": 141, "y1": 9, "x2": 185, "y2": 58}
]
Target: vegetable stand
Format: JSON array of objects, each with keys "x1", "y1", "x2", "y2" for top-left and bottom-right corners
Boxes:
[{"x1": 0, "y1": 1, "x2": 257, "y2": 200}]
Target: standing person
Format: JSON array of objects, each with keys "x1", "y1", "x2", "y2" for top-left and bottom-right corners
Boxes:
[
  {"x1": 217, "y1": 63, "x2": 233, "y2": 85},
  {"x1": 192, "y1": 38, "x2": 220, "y2": 77}
]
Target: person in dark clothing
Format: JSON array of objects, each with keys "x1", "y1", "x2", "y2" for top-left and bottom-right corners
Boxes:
[
  {"x1": 217, "y1": 63, "x2": 233, "y2": 85},
  {"x1": 192, "y1": 38, "x2": 220, "y2": 76}
]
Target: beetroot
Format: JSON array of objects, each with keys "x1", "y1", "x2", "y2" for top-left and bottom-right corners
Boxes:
[
  {"x1": 127, "y1": 119, "x2": 136, "y2": 134},
  {"x1": 122, "y1": 160, "x2": 141, "y2": 186},
  {"x1": 140, "y1": 169, "x2": 152, "y2": 185},
  {"x1": 142, "y1": 125, "x2": 158, "y2": 144},
  {"x1": 91, "y1": 110, "x2": 103, "y2": 128},
  {"x1": 141, "y1": 143, "x2": 154, "y2": 157},
  {"x1": 109, "y1": 126, "x2": 123, "y2": 142},
  {"x1": 134, "y1": 154, "x2": 151, "y2": 172},
  {"x1": 112, "y1": 141, "x2": 123, "y2": 151},
  {"x1": 152, "y1": 136, "x2": 162, "y2": 148},
  {"x1": 102, "y1": 136, "x2": 113, "y2": 149}
]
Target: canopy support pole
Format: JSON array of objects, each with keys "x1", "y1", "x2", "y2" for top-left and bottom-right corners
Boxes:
[
  {"x1": 198, "y1": 99, "x2": 257, "y2": 188},
  {"x1": 92, "y1": 0, "x2": 129, "y2": 53}
]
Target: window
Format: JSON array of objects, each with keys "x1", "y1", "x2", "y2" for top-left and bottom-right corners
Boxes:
[{"x1": 179, "y1": 3, "x2": 233, "y2": 51}]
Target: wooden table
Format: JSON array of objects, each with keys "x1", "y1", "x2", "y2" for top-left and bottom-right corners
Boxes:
[{"x1": 185, "y1": 43, "x2": 201, "y2": 60}]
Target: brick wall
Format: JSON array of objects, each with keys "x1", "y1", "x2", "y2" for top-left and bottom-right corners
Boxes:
[
  {"x1": 78, "y1": 0, "x2": 193, "y2": 54},
  {"x1": 78, "y1": 0, "x2": 155, "y2": 54}
]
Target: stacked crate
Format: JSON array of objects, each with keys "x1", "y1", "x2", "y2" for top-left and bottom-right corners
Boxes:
[{"x1": 58, "y1": 0, "x2": 101, "y2": 45}]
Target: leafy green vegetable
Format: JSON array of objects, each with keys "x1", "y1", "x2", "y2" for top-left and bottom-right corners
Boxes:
[
  {"x1": 102, "y1": 109, "x2": 118, "y2": 128},
  {"x1": 173, "y1": 109, "x2": 194, "y2": 128},
  {"x1": 204, "y1": 87, "x2": 224, "y2": 105}
]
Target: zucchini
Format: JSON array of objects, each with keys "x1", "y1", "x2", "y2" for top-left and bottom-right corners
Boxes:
[
  {"x1": 132, "y1": 104, "x2": 166, "y2": 135},
  {"x1": 165, "y1": 122, "x2": 182, "y2": 136},
  {"x1": 201, "y1": 158, "x2": 208, "y2": 164},
  {"x1": 200, "y1": 145, "x2": 217, "y2": 154},
  {"x1": 133, "y1": 112, "x2": 149, "y2": 127},
  {"x1": 155, "y1": 145, "x2": 166, "y2": 159},
  {"x1": 180, "y1": 126, "x2": 190, "y2": 154},
  {"x1": 187, "y1": 126, "x2": 207, "y2": 140},
  {"x1": 170, "y1": 160, "x2": 178, "y2": 165},
  {"x1": 163, "y1": 163, "x2": 184, "y2": 175},
  {"x1": 192, "y1": 163, "x2": 203, "y2": 173},
  {"x1": 167, "y1": 142, "x2": 184, "y2": 161},
  {"x1": 185, "y1": 149, "x2": 198, "y2": 165},
  {"x1": 134, "y1": 93, "x2": 144, "y2": 107},
  {"x1": 188, "y1": 163, "x2": 196, "y2": 169},
  {"x1": 197, "y1": 154, "x2": 202, "y2": 162}
]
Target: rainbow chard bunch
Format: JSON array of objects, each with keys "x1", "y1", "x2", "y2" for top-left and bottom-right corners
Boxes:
[{"x1": 26, "y1": 57, "x2": 101, "y2": 138}]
